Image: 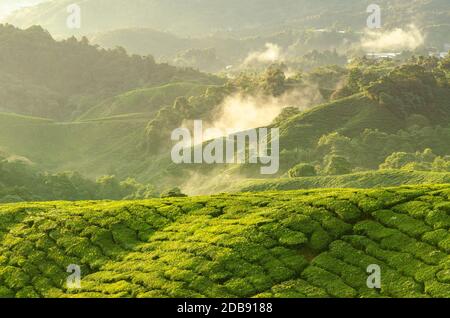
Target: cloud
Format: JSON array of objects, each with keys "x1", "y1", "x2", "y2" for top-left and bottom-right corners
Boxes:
[
  {"x1": 0, "y1": 0, "x2": 46, "y2": 21},
  {"x1": 361, "y1": 25, "x2": 424, "y2": 52},
  {"x1": 244, "y1": 43, "x2": 284, "y2": 65}
]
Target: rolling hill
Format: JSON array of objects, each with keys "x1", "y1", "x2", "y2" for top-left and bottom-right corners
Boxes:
[
  {"x1": 88, "y1": 27, "x2": 356, "y2": 73},
  {"x1": 148, "y1": 62, "x2": 450, "y2": 192},
  {"x1": 0, "y1": 111, "x2": 147, "y2": 174},
  {"x1": 1, "y1": 1, "x2": 450, "y2": 301},
  {"x1": 276, "y1": 63, "x2": 450, "y2": 151},
  {"x1": 1, "y1": 50, "x2": 449, "y2": 193},
  {"x1": 0, "y1": 24, "x2": 220, "y2": 120},
  {"x1": 0, "y1": 185, "x2": 448, "y2": 297},
  {"x1": 78, "y1": 82, "x2": 216, "y2": 121},
  {"x1": 0, "y1": 24, "x2": 449, "y2": 196},
  {"x1": 233, "y1": 170, "x2": 450, "y2": 193}
]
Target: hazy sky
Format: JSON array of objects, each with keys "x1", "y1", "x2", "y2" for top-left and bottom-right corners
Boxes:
[{"x1": 0, "y1": 0, "x2": 47, "y2": 21}]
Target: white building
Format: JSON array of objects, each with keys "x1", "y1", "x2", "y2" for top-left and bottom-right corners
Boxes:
[{"x1": 366, "y1": 52, "x2": 401, "y2": 60}]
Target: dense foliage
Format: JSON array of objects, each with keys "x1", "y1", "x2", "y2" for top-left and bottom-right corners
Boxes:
[
  {"x1": 0, "y1": 157, "x2": 158, "y2": 203},
  {"x1": 281, "y1": 126, "x2": 450, "y2": 176},
  {"x1": 0, "y1": 23, "x2": 450, "y2": 197},
  {"x1": 0, "y1": 185, "x2": 448, "y2": 298},
  {"x1": 234, "y1": 170, "x2": 450, "y2": 193},
  {"x1": 0, "y1": 25, "x2": 219, "y2": 120},
  {"x1": 7, "y1": 0, "x2": 450, "y2": 73}
]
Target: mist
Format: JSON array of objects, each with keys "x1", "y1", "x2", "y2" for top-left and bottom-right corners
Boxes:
[
  {"x1": 179, "y1": 168, "x2": 248, "y2": 195},
  {"x1": 243, "y1": 43, "x2": 284, "y2": 66},
  {"x1": 198, "y1": 86, "x2": 323, "y2": 143},
  {"x1": 361, "y1": 25, "x2": 425, "y2": 52},
  {"x1": 0, "y1": 0, "x2": 47, "y2": 21}
]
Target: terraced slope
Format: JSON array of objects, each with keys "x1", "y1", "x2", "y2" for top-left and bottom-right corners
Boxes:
[
  {"x1": 0, "y1": 185, "x2": 449, "y2": 298},
  {"x1": 77, "y1": 82, "x2": 214, "y2": 121},
  {"x1": 232, "y1": 170, "x2": 450, "y2": 193},
  {"x1": 0, "y1": 111, "x2": 147, "y2": 173}
]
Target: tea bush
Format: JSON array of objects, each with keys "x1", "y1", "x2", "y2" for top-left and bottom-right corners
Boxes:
[{"x1": 0, "y1": 185, "x2": 448, "y2": 298}]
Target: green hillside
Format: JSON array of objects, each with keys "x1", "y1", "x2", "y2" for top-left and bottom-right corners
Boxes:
[
  {"x1": 0, "y1": 24, "x2": 219, "y2": 120},
  {"x1": 0, "y1": 112, "x2": 53, "y2": 125},
  {"x1": 0, "y1": 111, "x2": 147, "y2": 173},
  {"x1": 277, "y1": 83, "x2": 450, "y2": 152},
  {"x1": 0, "y1": 154, "x2": 159, "y2": 203},
  {"x1": 233, "y1": 170, "x2": 450, "y2": 193},
  {"x1": 138, "y1": 59, "x2": 450, "y2": 183},
  {"x1": 0, "y1": 185, "x2": 449, "y2": 298},
  {"x1": 0, "y1": 50, "x2": 449, "y2": 193},
  {"x1": 277, "y1": 94, "x2": 395, "y2": 150},
  {"x1": 90, "y1": 28, "x2": 199, "y2": 58},
  {"x1": 78, "y1": 82, "x2": 215, "y2": 121}
]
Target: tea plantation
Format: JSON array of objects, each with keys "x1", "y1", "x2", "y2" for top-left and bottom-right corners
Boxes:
[{"x1": 0, "y1": 185, "x2": 449, "y2": 298}]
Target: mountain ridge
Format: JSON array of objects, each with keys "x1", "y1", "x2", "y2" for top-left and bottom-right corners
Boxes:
[{"x1": 6, "y1": 0, "x2": 450, "y2": 38}]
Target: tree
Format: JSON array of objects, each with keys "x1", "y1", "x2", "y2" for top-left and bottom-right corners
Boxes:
[
  {"x1": 96, "y1": 175, "x2": 124, "y2": 200},
  {"x1": 288, "y1": 163, "x2": 317, "y2": 178},
  {"x1": 419, "y1": 148, "x2": 436, "y2": 163},
  {"x1": 261, "y1": 66, "x2": 286, "y2": 96},
  {"x1": 324, "y1": 155, "x2": 352, "y2": 175},
  {"x1": 406, "y1": 114, "x2": 431, "y2": 128},
  {"x1": 380, "y1": 152, "x2": 417, "y2": 170},
  {"x1": 380, "y1": 149, "x2": 436, "y2": 171},
  {"x1": 273, "y1": 107, "x2": 301, "y2": 124},
  {"x1": 317, "y1": 132, "x2": 353, "y2": 157},
  {"x1": 432, "y1": 157, "x2": 450, "y2": 172},
  {"x1": 173, "y1": 97, "x2": 190, "y2": 117},
  {"x1": 160, "y1": 187, "x2": 187, "y2": 198}
]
